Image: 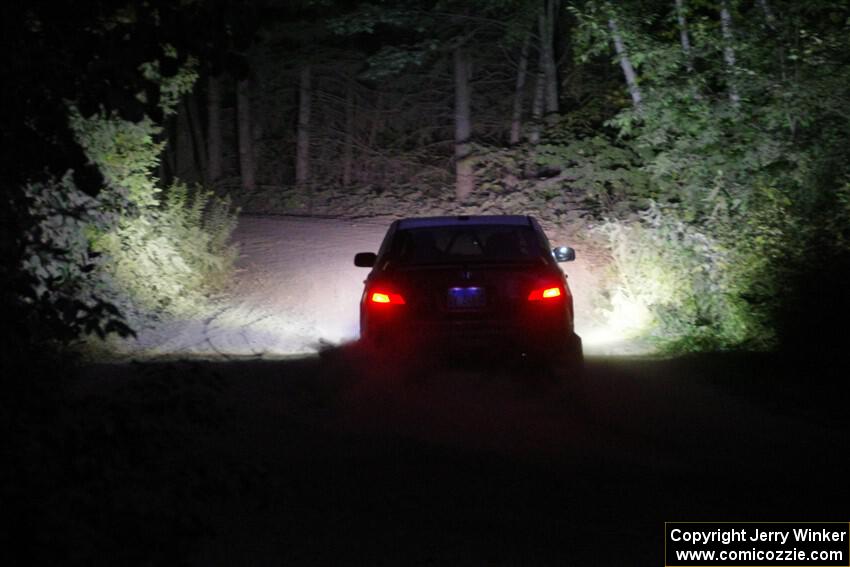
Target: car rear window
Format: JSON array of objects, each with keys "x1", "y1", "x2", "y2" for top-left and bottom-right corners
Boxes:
[{"x1": 389, "y1": 226, "x2": 544, "y2": 265}]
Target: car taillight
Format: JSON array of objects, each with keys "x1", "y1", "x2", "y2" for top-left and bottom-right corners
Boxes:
[
  {"x1": 528, "y1": 286, "x2": 563, "y2": 301},
  {"x1": 369, "y1": 291, "x2": 406, "y2": 305}
]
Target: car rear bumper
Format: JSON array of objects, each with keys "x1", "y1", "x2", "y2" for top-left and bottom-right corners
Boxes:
[{"x1": 364, "y1": 316, "x2": 572, "y2": 358}]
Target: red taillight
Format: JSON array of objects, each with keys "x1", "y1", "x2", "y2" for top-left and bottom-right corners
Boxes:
[
  {"x1": 369, "y1": 291, "x2": 406, "y2": 305},
  {"x1": 528, "y1": 286, "x2": 563, "y2": 301}
]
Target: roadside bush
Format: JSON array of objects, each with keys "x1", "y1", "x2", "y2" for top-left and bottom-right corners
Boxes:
[
  {"x1": 6, "y1": 47, "x2": 220, "y2": 347},
  {"x1": 594, "y1": 204, "x2": 738, "y2": 350},
  {"x1": 95, "y1": 183, "x2": 239, "y2": 320},
  {"x1": 592, "y1": 190, "x2": 801, "y2": 351},
  {"x1": 68, "y1": 107, "x2": 164, "y2": 209},
  {"x1": 62, "y1": 52, "x2": 241, "y2": 332},
  {"x1": 18, "y1": 174, "x2": 132, "y2": 341}
]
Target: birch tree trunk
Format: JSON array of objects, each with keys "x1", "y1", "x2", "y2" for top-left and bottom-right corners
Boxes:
[
  {"x1": 720, "y1": 0, "x2": 741, "y2": 107},
  {"x1": 295, "y1": 65, "x2": 312, "y2": 187},
  {"x1": 509, "y1": 33, "x2": 531, "y2": 145},
  {"x1": 539, "y1": 0, "x2": 559, "y2": 125},
  {"x1": 236, "y1": 77, "x2": 256, "y2": 192},
  {"x1": 454, "y1": 48, "x2": 474, "y2": 201},
  {"x1": 342, "y1": 78, "x2": 354, "y2": 186},
  {"x1": 608, "y1": 17, "x2": 643, "y2": 110},
  {"x1": 674, "y1": 0, "x2": 694, "y2": 73},
  {"x1": 528, "y1": 65, "x2": 545, "y2": 145},
  {"x1": 206, "y1": 75, "x2": 223, "y2": 183}
]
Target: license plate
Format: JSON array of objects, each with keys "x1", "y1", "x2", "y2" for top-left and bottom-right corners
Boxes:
[{"x1": 447, "y1": 287, "x2": 486, "y2": 309}]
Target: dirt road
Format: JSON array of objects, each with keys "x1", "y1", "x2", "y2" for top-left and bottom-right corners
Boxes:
[
  {"x1": 61, "y1": 350, "x2": 849, "y2": 566},
  {"x1": 124, "y1": 214, "x2": 613, "y2": 359}
]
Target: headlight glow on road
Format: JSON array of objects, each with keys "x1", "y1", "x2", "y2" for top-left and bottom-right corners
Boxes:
[{"x1": 579, "y1": 289, "x2": 653, "y2": 354}]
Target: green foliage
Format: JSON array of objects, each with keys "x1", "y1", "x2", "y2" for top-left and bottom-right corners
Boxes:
[
  {"x1": 15, "y1": 174, "x2": 236, "y2": 343},
  {"x1": 327, "y1": 3, "x2": 426, "y2": 35},
  {"x1": 4, "y1": 4, "x2": 246, "y2": 350},
  {"x1": 69, "y1": 108, "x2": 165, "y2": 209},
  {"x1": 19, "y1": 174, "x2": 133, "y2": 340},
  {"x1": 360, "y1": 41, "x2": 440, "y2": 80},
  {"x1": 559, "y1": 0, "x2": 850, "y2": 352},
  {"x1": 62, "y1": 50, "x2": 239, "y2": 332},
  {"x1": 69, "y1": 51, "x2": 197, "y2": 210},
  {"x1": 596, "y1": 226, "x2": 688, "y2": 347},
  {"x1": 591, "y1": 182, "x2": 849, "y2": 352},
  {"x1": 327, "y1": 2, "x2": 442, "y2": 80},
  {"x1": 568, "y1": 1, "x2": 620, "y2": 63},
  {"x1": 535, "y1": 133, "x2": 652, "y2": 215},
  {"x1": 593, "y1": 203, "x2": 745, "y2": 350},
  {"x1": 95, "y1": 184, "x2": 239, "y2": 318},
  {"x1": 328, "y1": 0, "x2": 539, "y2": 80},
  {"x1": 20, "y1": 47, "x2": 233, "y2": 340},
  {"x1": 471, "y1": 107, "x2": 652, "y2": 216},
  {"x1": 139, "y1": 51, "x2": 199, "y2": 117}
]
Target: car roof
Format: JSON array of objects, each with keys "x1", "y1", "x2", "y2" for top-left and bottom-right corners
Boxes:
[{"x1": 396, "y1": 215, "x2": 533, "y2": 230}]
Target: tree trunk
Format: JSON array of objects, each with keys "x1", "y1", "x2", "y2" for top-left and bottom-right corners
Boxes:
[
  {"x1": 528, "y1": 65, "x2": 545, "y2": 145},
  {"x1": 175, "y1": 104, "x2": 195, "y2": 181},
  {"x1": 509, "y1": 32, "x2": 531, "y2": 145},
  {"x1": 185, "y1": 93, "x2": 209, "y2": 185},
  {"x1": 453, "y1": 48, "x2": 474, "y2": 202},
  {"x1": 296, "y1": 65, "x2": 311, "y2": 187},
  {"x1": 674, "y1": 0, "x2": 694, "y2": 73},
  {"x1": 343, "y1": 77, "x2": 354, "y2": 186},
  {"x1": 206, "y1": 75, "x2": 223, "y2": 183},
  {"x1": 539, "y1": 0, "x2": 559, "y2": 125},
  {"x1": 720, "y1": 0, "x2": 740, "y2": 107},
  {"x1": 608, "y1": 16, "x2": 643, "y2": 111},
  {"x1": 237, "y1": 77, "x2": 256, "y2": 192},
  {"x1": 158, "y1": 159, "x2": 167, "y2": 188},
  {"x1": 758, "y1": 0, "x2": 776, "y2": 28},
  {"x1": 163, "y1": 116, "x2": 177, "y2": 185},
  {"x1": 368, "y1": 92, "x2": 382, "y2": 149}
]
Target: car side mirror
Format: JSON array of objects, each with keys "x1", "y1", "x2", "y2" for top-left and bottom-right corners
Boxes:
[
  {"x1": 354, "y1": 252, "x2": 377, "y2": 267},
  {"x1": 552, "y1": 246, "x2": 575, "y2": 262}
]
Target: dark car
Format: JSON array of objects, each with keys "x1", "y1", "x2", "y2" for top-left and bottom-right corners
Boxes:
[{"x1": 353, "y1": 215, "x2": 582, "y2": 371}]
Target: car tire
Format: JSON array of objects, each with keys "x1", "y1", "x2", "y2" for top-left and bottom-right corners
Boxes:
[{"x1": 563, "y1": 333, "x2": 584, "y2": 377}]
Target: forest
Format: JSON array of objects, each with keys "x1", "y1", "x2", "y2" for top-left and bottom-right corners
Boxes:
[{"x1": 3, "y1": 0, "x2": 850, "y2": 358}]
